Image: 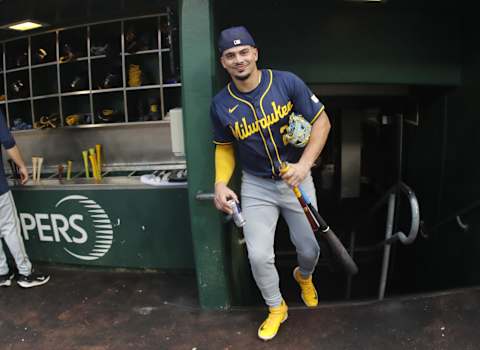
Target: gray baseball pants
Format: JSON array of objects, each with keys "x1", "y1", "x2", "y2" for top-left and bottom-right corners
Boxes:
[
  {"x1": 241, "y1": 171, "x2": 320, "y2": 307},
  {"x1": 0, "y1": 191, "x2": 32, "y2": 276}
]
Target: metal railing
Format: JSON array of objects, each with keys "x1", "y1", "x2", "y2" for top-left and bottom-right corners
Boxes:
[{"x1": 346, "y1": 181, "x2": 420, "y2": 300}]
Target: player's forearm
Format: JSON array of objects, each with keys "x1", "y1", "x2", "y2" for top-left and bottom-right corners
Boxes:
[
  {"x1": 215, "y1": 143, "x2": 236, "y2": 185},
  {"x1": 6, "y1": 145, "x2": 27, "y2": 169},
  {"x1": 299, "y1": 111, "x2": 331, "y2": 169}
]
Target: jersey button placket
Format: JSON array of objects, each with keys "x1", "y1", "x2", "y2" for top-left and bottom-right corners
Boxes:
[{"x1": 256, "y1": 100, "x2": 280, "y2": 174}]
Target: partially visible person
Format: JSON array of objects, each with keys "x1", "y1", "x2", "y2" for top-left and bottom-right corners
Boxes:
[{"x1": 0, "y1": 110, "x2": 50, "y2": 288}]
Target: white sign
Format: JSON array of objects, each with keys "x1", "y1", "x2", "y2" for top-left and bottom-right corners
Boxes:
[{"x1": 19, "y1": 195, "x2": 114, "y2": 261}]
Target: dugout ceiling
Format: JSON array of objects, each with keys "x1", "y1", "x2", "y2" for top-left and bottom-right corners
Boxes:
[{"x1": 0, "y1": 0, "x2": 177, "y2": 41}]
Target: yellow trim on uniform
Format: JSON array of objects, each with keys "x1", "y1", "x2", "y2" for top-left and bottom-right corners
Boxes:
[
  {"x1": 213, "y1": 140, "x2": 234, "y2": 145},
  {"x1": 259, "y1": 69, "x2": 283, "y2": 166},
  {"x1": 227, "y1": 81, "x2": 277, "y2": 176},
  {"x1": 310, "y1": 105, "x2": 325, "y2": 125}
]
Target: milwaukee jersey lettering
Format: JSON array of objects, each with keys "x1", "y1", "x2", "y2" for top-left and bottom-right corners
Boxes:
[{"x1": 211, "y1": 69, "x2": 325, "y2": 178}]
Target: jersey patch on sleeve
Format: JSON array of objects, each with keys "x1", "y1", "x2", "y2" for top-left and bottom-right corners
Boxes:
[{"x1": 311, "y1": 94, "x2": 320, "y2": 104}]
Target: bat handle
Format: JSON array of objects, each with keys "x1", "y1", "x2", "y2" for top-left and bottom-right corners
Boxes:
[
  {"x1": 95, "y1": 144, "x2": 102, "y2": 178},
  {"x1": 298, "y1": 185, "x2": 329, "y2": 232},
  {"x1": 67, "y1": 160, "x2": 72, "y2": 180},
  {"x1": 37, "y1": 157, "x2": 44, "y2": 184},
  {"x1": 82, "y1": 151, "x2": 90, "y2": 178},
  {"x1": 32, "y1": 157, "x2": 38, "y2": 184}
]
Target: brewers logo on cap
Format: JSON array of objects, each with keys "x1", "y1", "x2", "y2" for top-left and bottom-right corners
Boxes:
[{"x1": 218, "y1": 26, "x2": 255, "y2": 53}]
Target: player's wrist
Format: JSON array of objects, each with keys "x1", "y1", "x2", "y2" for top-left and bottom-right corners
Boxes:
[
  {"x1": 215, "y1": 181, "x2": 228, "y2": 190},
  {"x1": 298, "y1": 158, "x2": 314, "y2": 171}
]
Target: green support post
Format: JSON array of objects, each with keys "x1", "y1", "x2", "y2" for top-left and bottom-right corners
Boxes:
[{"x1": 180, "y1": 0, "x2": 231, "y2": 309}]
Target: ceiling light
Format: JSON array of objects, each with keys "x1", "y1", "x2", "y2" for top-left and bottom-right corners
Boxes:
[{"x1": 5, "y1": 20, "x2": 45, "y2": 31}]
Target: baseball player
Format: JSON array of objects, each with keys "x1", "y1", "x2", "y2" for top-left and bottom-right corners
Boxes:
[
  {"x1": 211, "y1": 26, "x2": 331, "y2": 340},
  {"x1": 0, "y1": 110, "x2": 50, "y2": 288}
]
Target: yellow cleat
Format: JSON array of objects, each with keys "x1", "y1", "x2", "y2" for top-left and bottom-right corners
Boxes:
[
  {"x1": 293, "y1": 266, "x2": 318, "y2": 307},
  {"x1": 257, "y1": 299, "x2": 288, "y2": 341}
]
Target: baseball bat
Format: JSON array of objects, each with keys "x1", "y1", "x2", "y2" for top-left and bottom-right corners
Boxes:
[
  {"x1": 66, "y1": 160, "x2": 72, "y2": 180},
  {"x1": 37, "y1": 157, "x2": 43, "y2": 184},
  {"x1": 280, "y1": 163, "x2": 358, "y2": 275},
  {"x1": 298, "y1": 186, "x2": 358, "y2": 275},
  {"x1": 89, "y1": 154, "x2": 99, "y2": 181},
  {"x1": 292, "y1": 186, "x2": 320, "y2": 232},
  {"x1": 32, "y1": 157, "x2": 38, "y2": 184},
  {"x1": 89, "y1": 148, "x2": 100, "y2": 180},
  {"x1": 82, "y1": 150, "x2": 90, "y2": 178},
  {"x1": 95, "y1": 144, "x2": 102, "y2": 179}
]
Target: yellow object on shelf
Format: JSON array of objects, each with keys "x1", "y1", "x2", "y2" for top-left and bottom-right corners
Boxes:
[
  {"x1": 66, "y1": 160, "x2": 72, "y2": 180},
  {"x1": 95, "y1": 144, "x2": 102, "y2": 179},
  {"x1": 82, "y1": 150, "x2": 90, "y2": 178},
  {"x1": 128, "y1": 64, "x2": 142, "y2": 87}
]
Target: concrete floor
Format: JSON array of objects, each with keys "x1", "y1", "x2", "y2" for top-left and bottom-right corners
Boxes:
[{"x1": 1, "y1": 265, "x2": 480, "y2": 350}]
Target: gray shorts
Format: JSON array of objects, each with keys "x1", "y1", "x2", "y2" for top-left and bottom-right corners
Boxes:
[{"x1": 241, "y1": 171, "x2": 320, "y2": 307}]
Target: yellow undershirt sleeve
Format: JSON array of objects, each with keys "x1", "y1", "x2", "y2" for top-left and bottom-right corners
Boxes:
[{"x1": 215, "y1": 143, "x2": 235, "y2": 185}]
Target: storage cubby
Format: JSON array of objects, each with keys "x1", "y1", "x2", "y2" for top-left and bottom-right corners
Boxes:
[
  {"x1": 93, "y1": 92, "x2": 124, "y2": 124},
  {"x1": 5, "y1": 38, "x2": 28, "y2": 70},
  {"x1": 161, "y1": 50, "x2": 180, "y2": 84},
  {"x1": 59, "y1": 27, "x2": 88, "y2": 63},
  {"x1": 7, "y1": 101, "x2": 32, "y2": 130},
  {"x1": 31, "y1": 32, "x2": 56, "y2": 66},
  {"x1": 125, "y1": 53, "x2": 160, "y2": 87},
  {"x1": 0, "y1": 12, "x2": 181, "y2": 131},
  {"x1": 32, "y1": 65, "x2": 58, "y2": 96},
  {"x1": 163, "y1": 86, "x2": 181, "y2": 116},
  {"x1": 0, "y1": 73, "x2": 4, "y2": 102},
  {"x1": 160, "y1": 12, "x2": 180, "y2": 84},
  {"x1": 62, "y1": 95, "x2": 92, "y2": 126},
  {"x1": 124, "y1": 17, "x2": 159, "y2": 53},
  {"x1": 90, "y1": 22, "x2": 121, "y2": 59},
  {"x1": 6, "y1": 70, "x2": 30, "y2": 100},
  {"x1": 126, "y1": 88, "x2": 162, "y2": 122},
  {"x1": 0, "y1": 44, "x2": 3, "y2": 71},
  {"x1": 60, "y1": 61, "x2": 89, "y2": 92},
  {"x1": 33, "y1": 98, "x2": 60, "y2": 128},
  {"x1": 0, "y1": 45, "x2": 4, "y2": 103},
  {"x1": 92, "y1": 57, "x2": 123, "y2": 90}
]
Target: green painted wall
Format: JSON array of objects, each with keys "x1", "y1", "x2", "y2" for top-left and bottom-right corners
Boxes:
[
  {"x1": 214, "y1": 1, "x2": 461, "y2": 85},
  {"x1": 11, "y1": 188, "x2": 194, "y2": 269}
]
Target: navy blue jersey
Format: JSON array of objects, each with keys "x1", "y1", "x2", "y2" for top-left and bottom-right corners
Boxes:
[
  {"x1": 211, "y1": 69, "x2": 325, "y2": 178},
  {"x1": 0, "y1": 109, "x2": 16, "y2": 195}
]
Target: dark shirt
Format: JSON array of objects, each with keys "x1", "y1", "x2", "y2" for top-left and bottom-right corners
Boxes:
[
  {"x1": 211, "y1": 69, "x2": 324, "y2": 178},
  {"x1": 0, "y1": 110, "x2": 16, "y2": 195}
]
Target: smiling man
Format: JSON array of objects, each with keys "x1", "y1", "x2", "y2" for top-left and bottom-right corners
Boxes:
[{"x1": 210, "y1": 26, "x2": 331, "y2": 340}]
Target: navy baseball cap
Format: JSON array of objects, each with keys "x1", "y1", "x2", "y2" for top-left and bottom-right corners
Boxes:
[{"x1": 218, "y1": 26, "x2": 255, "y2": 54}]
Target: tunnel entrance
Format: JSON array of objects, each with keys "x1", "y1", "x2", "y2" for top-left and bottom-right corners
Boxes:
[{"x1": 270, "y1": 84, "x2": 451, "y2": 303}]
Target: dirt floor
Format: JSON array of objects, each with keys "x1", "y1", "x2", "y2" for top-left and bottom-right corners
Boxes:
[{"x1": 1, "y1": 265, "x2": 480, "y2": 350}]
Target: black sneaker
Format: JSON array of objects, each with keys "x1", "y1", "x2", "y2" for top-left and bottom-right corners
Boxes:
[
  {"x1": 0, "y1": 273, "x2": 14, "y2": 287},
  {"x1": 17, "y1": 273, "x2": 50, "y2": 288}
]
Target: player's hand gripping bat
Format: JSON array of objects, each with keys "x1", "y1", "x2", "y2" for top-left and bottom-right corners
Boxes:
[{"x1": 280, "y1": 164, "x2": 358, "y2": 275}]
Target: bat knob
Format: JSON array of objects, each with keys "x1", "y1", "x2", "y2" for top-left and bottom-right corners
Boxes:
[{"x1": 279, "y1": 162, "x2": 289, "y2": 174}]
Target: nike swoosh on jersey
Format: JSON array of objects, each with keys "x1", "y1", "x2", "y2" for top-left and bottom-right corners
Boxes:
[{"x1": 228, "y1": 105, "x2": 239, "y2": 113}]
